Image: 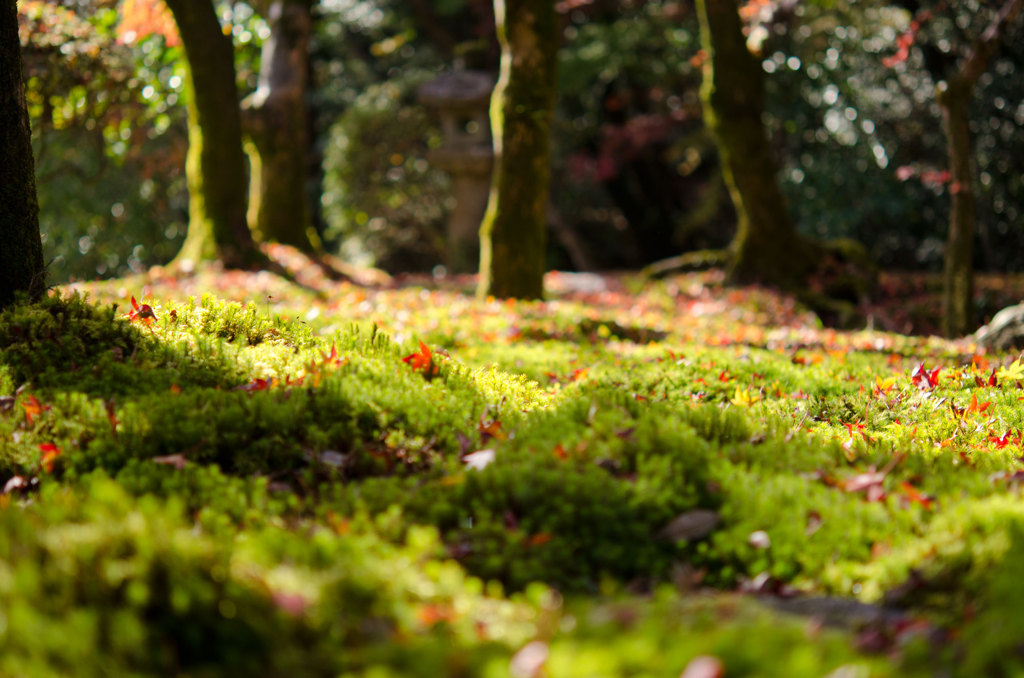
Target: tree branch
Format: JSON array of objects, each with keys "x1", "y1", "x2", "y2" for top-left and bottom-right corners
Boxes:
[{"x1": 955, "y1": 0, "x2": 1024, "y2": 89}]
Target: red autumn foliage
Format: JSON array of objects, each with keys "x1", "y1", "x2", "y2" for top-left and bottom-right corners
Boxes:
[
  {"x1": 126, "y1": 295, "x2": 157, "y2": 325},
  {"x1": 402, "y1": 341, "x2": 439, "y2": 379}
]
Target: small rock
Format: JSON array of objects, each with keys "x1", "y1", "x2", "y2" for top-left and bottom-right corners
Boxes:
[
  {"x1": 658, "y1": 509, "x2": 721, "y2": 541},
  {"x1": 319, "y1": 450, "x2": 347, "y2": 468},
  {"x1": 975, "y1": 303, "x2": 1024, "y2": 350}
]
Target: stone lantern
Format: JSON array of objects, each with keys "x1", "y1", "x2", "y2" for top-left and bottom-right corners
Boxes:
[{"x1": 418, "y1": 71, "x2": 494, "y2": 274}]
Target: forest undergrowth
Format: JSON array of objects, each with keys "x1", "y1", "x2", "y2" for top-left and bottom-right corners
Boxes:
[{"x1": 4, "y1": 245, "x2": 1024, "y2": 676}]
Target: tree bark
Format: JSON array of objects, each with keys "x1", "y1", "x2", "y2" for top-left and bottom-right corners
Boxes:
[
  {"x1": 477, "y1": 0, "x2": 559, "y2": 300},
  {"x1": 0, "y1": 0, "x2": 45, "y2": 309},
  {"x1": 695, "y1": 0, "x2": 815, "y2": 290},
  {"x1": 164, "y1": 0, "x2": 260, "y2": 269},
  {"x1": 242, "y1": 0, "x2": 317, "y2": 251},
  {"x1": 938, "y1": 82, "x2": 975, "y2": 338},
  {"x1": 939, "y1": 0, "x2": 1023, "y2": 337}
]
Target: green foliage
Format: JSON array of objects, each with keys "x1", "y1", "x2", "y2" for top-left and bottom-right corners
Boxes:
[
  {"x1": 321, "y1": 77, "x2": 450, "y2": 271},
  {"x1": 0, "y1": 477, "x2": 536, "y2": 677},
  {"x1": 764, "y1": 1, "x2": 1024, "y2": 271},
  {"x1": 6, "y1": 271, "x2": 1024, "y2": 673},
  {"x1": 546, "y1": 592, "x2": 902, "y2": 677}
]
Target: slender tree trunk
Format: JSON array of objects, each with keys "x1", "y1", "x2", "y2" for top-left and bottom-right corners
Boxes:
[
  {"x1": 0, "y1": 0, "x2": 45, "y2": 308},
  {"x1": 938, "y1": 82, "x2": 975, "y2": 337},
  {"x1": 243, "y1": 0, "x2": 317, "y2": 251},
  {"x1": 164, "y1": 0, "x2": 260, "y2": 269},
  {"x1": 937, "y1": 0, "x2": 1023, "y2": 336},
  {"x1": 477, "y1": 0, "x2": 559, "y2": 300},
  {"x1": 695, "y1": 0, "x2": 815, "y2": 290}
]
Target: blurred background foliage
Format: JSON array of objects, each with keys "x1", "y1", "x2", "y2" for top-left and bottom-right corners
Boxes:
[{"x1": 17, "y1": 0, "x2": 1024, "y2": 281}]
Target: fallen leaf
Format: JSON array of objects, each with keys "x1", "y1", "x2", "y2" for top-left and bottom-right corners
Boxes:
[
  {"x1": 236, "y1": 377, "x2": 272, "y2": 392},
  {"x1": 463, "y1": 449, "x2": 496, "y2": 471},
  {"x1": 911, "y1": 364, "x2": 941, "y2": 390},
  {"x1": 730, "y1": 386, "x2": 760, "y2": 407},
  {"x1": 843, "y1": 471, "x2": 886, "y2": 493},
  {"x1": 965, "y1": 393, "x2": 991, "y2": 416},
  {"x1": 417, "y1": 603, "x2": 455, "y2": 626},
  {"x1": 403, "y1": 341, "x2": 438, "y2": 378},
  {"x1": 151, "y1": 454, "x2": 188, "y2": 470},
  {"x1": 39, "y1": 443, "x2": 61, "y2": 473},
  {"x1": 679, "y1": 655, "x2": 724, "y2": 678},
  {"x1": 126, "y1": 295, "x2": 157, "y2": 325},
  {"x1": 105, "y1": 399, "x2": 118, "y2": 436},
  {"x1": 22, "y1": 394, "x2": 49, "y2": 425},
  {"x1": 899, "y1": 481, "x2": 934, "y2": 509},
  {"x1": 510, "y1": 641, "x2": 548, "y2": 678},
  {"x1": 526, "y1": 532, "x2": 554, "y2": 547},
  {"x1": 271, "y1": 591, "x2": 309, "y2": 617},
  {"x1": 479, "y1": 419, "x2": 506, "y2": 441},
  {"x1": 748, "y1": 530, "x2": 771, "y2": 549},
  {"x1": 2, "y1": 476, "x2": 28, "y2": 494}
]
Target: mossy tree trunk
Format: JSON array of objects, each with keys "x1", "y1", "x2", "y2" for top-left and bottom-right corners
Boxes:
[
  {"x1": 164, "y1": 0, "x2": 260, "y2": 269},
  {"x1": 695, "y1": 0, "x2": 815, "y2": 290},
  {"x1": 0, "y1": 0, "x2": 45, "y2": 309},
  {"x1": 938, "y1": 0, "x2": 1023, "y2": 337},
  {"x1": 938, "y1": 82, "x2": 976, "y2": 338},
  {"x1": 477, "y1": 0, "x2": 559, "y2": 301},
  {"x1": 242, "y1": 0, "x2": 317, "y2": 252}
]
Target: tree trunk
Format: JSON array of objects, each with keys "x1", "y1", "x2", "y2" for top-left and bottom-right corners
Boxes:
[
  {"x1": 0, "y1": 0, "x2": 45, "y2": 309},
  {"x1": 695, "y1": 0, "x2": 815, "y2": 290},
  {"x1": 938, "y1": 82, "x2": 975, "y2": 337},
  {"x1": 164, "y1": 0, "x2": 260, "y2": 269},
  {"x1": 477, "y1": 0, "x2": 559, "y2": 300},
  {"x1": 242, "y1": 0, "x2": 317, "y2": 251},
  {"x1": 937, "y1": 0, "x2": 1023, "y2": 337}
]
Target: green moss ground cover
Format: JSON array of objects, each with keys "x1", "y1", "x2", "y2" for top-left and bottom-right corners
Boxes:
[{"x1": 3, "y1": 255, "x2": 1024, "y2": 676}]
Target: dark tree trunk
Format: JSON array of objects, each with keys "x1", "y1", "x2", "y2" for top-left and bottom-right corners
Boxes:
[
  {"x1": 938, "y1": 0, "x2": 1023, "y2": 337},
  {"x1": 243, "y1": 0, "x2": 317, "y2": 251},
  {"x1": 164, "y1": 0, "x2": 260, "y2": 269},
  {"x1": 0, "y1": 0, "x2": 45, "y2": 309},
  {"x1": 695, "y1": 0, "x2": 815, "y2": 290},
  {"x1": 938, "y1": 82, "x2": 975, "y2": 337},
  {"x1": 477, "y1": 0, "x2": 559, "y2": 300}
]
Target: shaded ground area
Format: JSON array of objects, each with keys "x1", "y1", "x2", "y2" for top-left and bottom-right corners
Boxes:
[{"x1": 3, "y1": 245, "x2": 1024, "y2": 675}]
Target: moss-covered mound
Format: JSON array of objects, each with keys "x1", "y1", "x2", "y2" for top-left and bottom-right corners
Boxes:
[{"x1": 1, "y1": 272, "x2": 1022, "y2": 675}]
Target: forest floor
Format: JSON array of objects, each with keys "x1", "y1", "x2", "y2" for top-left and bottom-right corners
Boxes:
[{"x1": 4, "y1": 244, "x2": 1024, "y2": 676}]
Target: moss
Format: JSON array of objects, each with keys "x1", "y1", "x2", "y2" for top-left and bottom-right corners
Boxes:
[{"x1": 2, "y1": 275, "x2": 1020, "y2": 674}]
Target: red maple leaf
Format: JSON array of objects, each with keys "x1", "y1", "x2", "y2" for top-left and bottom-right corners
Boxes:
[
  {"x1": 126, "y1": 296, "x2": 157, "y2": 325},
  {"x1": 402, "y1": 341, "x2": 438, "y2": 378},
  {"x1": 22, "y1": 394, "x2": 49, "y2": 425},
  {"x1": 988, "y1": 430, "x2": 1021, "y2": 449},
  {"x1": 39, "y1": 443, "x2": 61, "y2": 473},
  {"x1": 965, "y1": 393, "x2": 992, "y2": 416},
  {"x1": 911, "y1": 364, "x2": 941, "y2": 390},
  {"x1": 898, "y1": 481, "x2": 934, "y2": 510},
  {"x1": 236, "y1": 377, "x2": 272, "y2": 392}
]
